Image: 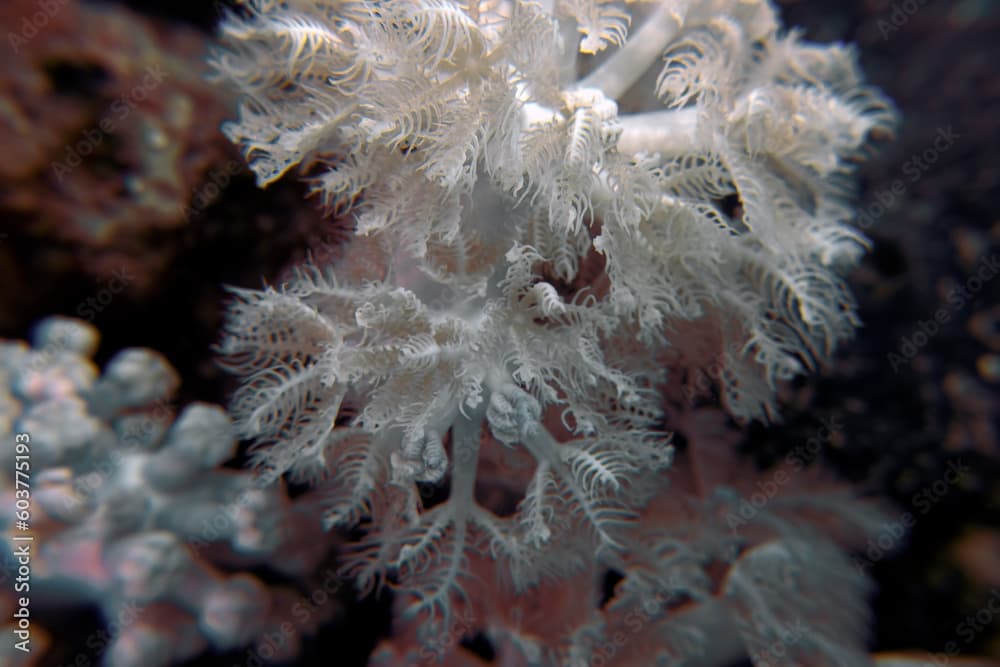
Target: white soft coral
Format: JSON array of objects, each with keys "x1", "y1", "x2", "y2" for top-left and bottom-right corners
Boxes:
[
  {"x1": 214, "y1": 0, "x2": 895, "y2": 421},
  {"x1": 218, "y1": 236, "x2": 668, "y2": 628},
  {"x1": 214, "y1": 0, "x2": 895, "y2": 660}
]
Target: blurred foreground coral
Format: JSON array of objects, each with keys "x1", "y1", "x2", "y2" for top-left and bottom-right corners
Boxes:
[{"x1": 0, "y1": 317, "x2": 340, "y2": 666}]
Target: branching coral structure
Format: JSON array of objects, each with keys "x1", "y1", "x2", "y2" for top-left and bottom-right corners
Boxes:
[
  {"x1": 0, "y1": 318, "x2": 338, "y2": 667},
  {"x1": 213, "y1": 1, "x2": 897, "y2": 664}
]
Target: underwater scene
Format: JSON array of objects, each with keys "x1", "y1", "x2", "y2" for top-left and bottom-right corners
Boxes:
[{"x1": 0, "y1": 1, "x2": 997, "y2": 666}]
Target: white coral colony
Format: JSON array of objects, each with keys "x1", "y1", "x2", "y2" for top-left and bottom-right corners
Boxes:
[{"x1": 213, "y1": 1, "x2": 896, "y2": 664}]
